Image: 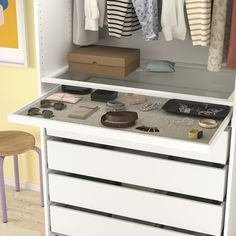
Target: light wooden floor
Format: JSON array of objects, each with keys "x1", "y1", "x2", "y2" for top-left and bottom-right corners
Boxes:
[{"x1": 0, "y1": 186, "x2": 45, "y2": 236}]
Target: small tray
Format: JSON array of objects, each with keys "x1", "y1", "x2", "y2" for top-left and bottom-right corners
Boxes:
[{"x1": 162, "y1": 99, "x2": 230, "y2": 119}]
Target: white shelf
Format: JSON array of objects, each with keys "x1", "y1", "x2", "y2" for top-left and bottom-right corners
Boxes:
[{"x1": 42, "y1": 63, "x2": 236, "y2": 106}]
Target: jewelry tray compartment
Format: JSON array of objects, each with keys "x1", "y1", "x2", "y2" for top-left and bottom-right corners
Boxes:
[
  {"x1": 8, "y1": 86, "x2": 232, "y2": 164},
  {"x1": 162, "y1": 99, "x2": 230, "y2": 119}
]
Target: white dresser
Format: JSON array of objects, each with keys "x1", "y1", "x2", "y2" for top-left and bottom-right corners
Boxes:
[{"x1": 8, "y1": 1, "x2": 236, "y2": 236}]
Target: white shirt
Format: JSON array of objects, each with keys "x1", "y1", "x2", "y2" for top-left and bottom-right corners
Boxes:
[
  {"x1": 73, "y1": 0, "x2": 99, "y2": 46},
  {"x1": 161, "y1": 0, "x2": 186, "y2": 41},
  {"x1": 85, "y1": 0, "x2": 106, "y2": 31}
]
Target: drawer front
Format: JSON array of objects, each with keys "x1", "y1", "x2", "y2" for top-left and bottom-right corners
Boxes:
[
  {"x1": 46, "y1": 127, "x2": 230, "y2": 165},
  {"x1": 9, "y1": 84, "x2": 231, "y2": 165},
  {"x1": 47, "y1": 140, "x2": 227, "y2": 201},
  {"x1": 49, "y1": 174, "x2": 224, "y2": 235},
  {"x1": 50, "y1": 206, "x2": 191, "y2": 236}
]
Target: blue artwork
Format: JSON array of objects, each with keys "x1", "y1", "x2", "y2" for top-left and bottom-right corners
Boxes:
[
  {"x1": 0, "y1": 0, "x2": 8, "y2": 10},
  {"x1": 0, "y1": 0, "x2": 8, "y2": 26}
]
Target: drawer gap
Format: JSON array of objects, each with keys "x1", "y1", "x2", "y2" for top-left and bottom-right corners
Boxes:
[
  {"x1": 48, "y1": 137, "x2": 226, "y2": 168},
  {"x1": 49, "y1": 170, "x2": 223, "y2": 205},
  {"x1": 50, "y1": 202, "x2": 212, "y2": 236}
]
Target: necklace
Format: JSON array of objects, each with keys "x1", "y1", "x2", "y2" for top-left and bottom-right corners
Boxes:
[{"x1": 174, "y1": 118, "x2": 194, "y2": 126}]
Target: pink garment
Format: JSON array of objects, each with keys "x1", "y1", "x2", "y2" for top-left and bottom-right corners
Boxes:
[
  {"x1": 0, "y1": 5, "x2": 4, "y2": 26},
  {"x1": 227, "y1": 0, "x2": 236, "y2": 68}
]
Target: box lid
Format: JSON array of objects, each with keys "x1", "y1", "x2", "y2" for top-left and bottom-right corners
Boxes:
[{"x1": 68, "y1": 46, "x2": 140, "y2": 67}]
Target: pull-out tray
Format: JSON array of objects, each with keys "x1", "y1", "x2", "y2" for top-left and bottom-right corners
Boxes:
[{"x1": 9, "y1": 86, "x2": 232, "y2": 164}]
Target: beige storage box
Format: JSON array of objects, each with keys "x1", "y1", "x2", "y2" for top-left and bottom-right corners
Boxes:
[{"x1": 68, "y1": 46, "x2": 140, "y2": 78}]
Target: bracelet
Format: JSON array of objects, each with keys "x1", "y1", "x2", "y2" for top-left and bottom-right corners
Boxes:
[{"x1": 199, "y1": 119, "x2": 218, "y2": 129}]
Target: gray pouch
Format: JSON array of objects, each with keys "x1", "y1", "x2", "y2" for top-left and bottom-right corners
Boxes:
[{"x1": 144, "y1": 60, "x2": 175, "y2": 73}]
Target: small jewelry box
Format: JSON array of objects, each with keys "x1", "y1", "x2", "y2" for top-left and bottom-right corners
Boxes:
[
  {"x1": 68, "y1": 45, "x2": 140, "y2": 78},
  {"x1": 91, "y1": 90, "x2": 118, "y2": 102}
]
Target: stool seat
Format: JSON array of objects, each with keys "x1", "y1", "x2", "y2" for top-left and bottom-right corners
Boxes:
[
  {"x1": 0, "y1": 131, "x2": 43, "y2": 223},
  {"x1": 0, "y1": 131, "x2": 35, "y2": 156}
]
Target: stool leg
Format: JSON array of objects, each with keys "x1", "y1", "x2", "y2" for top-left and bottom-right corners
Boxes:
[
  {"x1": 0, "y1": 156, "x2": 7, "y2": 223},
  {"x1": 33, "y1": 146, "x2": 44, "y2": 207},
  {"x1": 13, "y1": 155, "x2": 20, "y2": 192}
]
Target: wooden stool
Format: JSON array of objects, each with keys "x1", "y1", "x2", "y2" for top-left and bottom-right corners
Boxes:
[{"x1": 0, "y1": 131, "x2": 44, "y2": 223}]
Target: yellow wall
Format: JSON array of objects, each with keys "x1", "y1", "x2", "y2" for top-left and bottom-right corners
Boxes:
[{"x1": 0, "y1": 0, "x2": 41, "y2": 185}]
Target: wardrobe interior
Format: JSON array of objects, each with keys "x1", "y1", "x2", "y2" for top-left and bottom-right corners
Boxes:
[{"x1": 37, "y1": 0, "x2": 235, "y2": 101}]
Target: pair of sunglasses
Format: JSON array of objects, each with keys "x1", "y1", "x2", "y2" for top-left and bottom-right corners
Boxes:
[
  {"x1": 40, "y1": 100, "x2": 66, "y2": 111},
  {"x1": 27, "y1": 107, "x2": 54, "y2": 119}
]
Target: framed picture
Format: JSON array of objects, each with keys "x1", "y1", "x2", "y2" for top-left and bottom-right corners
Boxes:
[{"x1": 0, "y1": 0, "x2": 28, "y2": 67}]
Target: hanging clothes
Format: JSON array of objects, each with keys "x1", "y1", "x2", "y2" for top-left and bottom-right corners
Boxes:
[
  {"x1": 226, "y1": 0, "x2": 236, "y2": 68},
  {"x1": 161, "y1": 0, "x2": 186, "y2": 41},
  {"x1": 84, "y1": 0, "x2": 106, "y2": 31},
  {"x1": 185, "y1": 0, "x2": 212, "y2": 47},
  {"x1": 132, "y1": 0, "x2": 162, "y2": 41},
  {"x1": 207, "y1": 0, "x2": 227, "y2": 72},
  {"x1": 107, "y1": 0, "x2": 141, "y2": 38},
  {"x1": 223, "y1": 0, "x2": 233, "y2": 63},
  {"x1": 73, "y1": 0, "x2": 99, "y2": 46}
]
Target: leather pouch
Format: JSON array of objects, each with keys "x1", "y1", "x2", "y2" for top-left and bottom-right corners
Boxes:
[
  {"x1": 68, "y1": 105, "x2": 99, "y2": 119},
  {"x1": 62, "y1": 85, "x2": 92, "y2": 95}
]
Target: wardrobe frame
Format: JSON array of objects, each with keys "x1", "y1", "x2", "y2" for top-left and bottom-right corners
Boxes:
[{"x1": 7, "y1": 1, "x2": 236, "y2": 235}]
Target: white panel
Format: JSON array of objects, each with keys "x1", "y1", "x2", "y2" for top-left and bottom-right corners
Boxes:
[
  {"x1": 224, "y1": 80, "x2": 236, "y2": 236},
  {"x1": 36, "y1": 0, "x2": 73, "y2": 77},
  {"x1": 49, "y1": 174, "x2": 224, "y2": 235},
  {"x1": 50, "y1": 206, "x2": 191, "y2": 236},
  {"x1": 47, "y1": 140, "x2": 227, "y2": 201},
  {"x1": 42, "y1": 64, "x2": 236, "y2": 106},
  {"x1": 46, "y1": 128, "x2": 230, "y2": 165}
]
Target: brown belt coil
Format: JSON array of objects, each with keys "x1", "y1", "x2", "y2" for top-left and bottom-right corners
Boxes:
[{"x1": 101, "y1": 111, "x2": 138, "y2": 128}]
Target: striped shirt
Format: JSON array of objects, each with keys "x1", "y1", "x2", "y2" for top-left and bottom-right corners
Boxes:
[
  {"x1": 185, "y1": 0, "x2": 212, "y2": 46},
  {"x1": 107, "y1": 0, "x2": 141, "y2": 38}
]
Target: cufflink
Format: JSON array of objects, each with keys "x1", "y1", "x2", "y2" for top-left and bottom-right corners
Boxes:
[{"x1": 188, "y1": 129, "x2": 203, "y2": 139}]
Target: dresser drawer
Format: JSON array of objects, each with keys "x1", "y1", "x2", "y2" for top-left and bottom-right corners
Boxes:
[
  {"x1": 47, "y1": 140, "x2": 227, "y2": 201},
  {"x1": 47, "y1": 126, "x2": 231, "y2": 165},
  {"x1": 49, "y1": 174, "x2": 224, "y2": 236},
  {"x1": 50, "y1": 205, "x2": 192, "y2": 236}
]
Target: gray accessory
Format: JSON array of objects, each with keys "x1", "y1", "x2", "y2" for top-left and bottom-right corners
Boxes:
[
  {"x1": 106, "y1": 101, "x2": 126, "y2": 112},
  {"x1": 144, "y1": 60, "x2": 175, "y2": 73}
]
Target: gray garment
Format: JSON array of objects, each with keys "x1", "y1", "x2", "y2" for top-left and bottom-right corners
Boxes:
[
  {"x1": 73, "y1": 0, "x2": 99, "y2": 46},
  {"x1": 132, "y1": 0, "x2": 162, "y2": 41}
]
